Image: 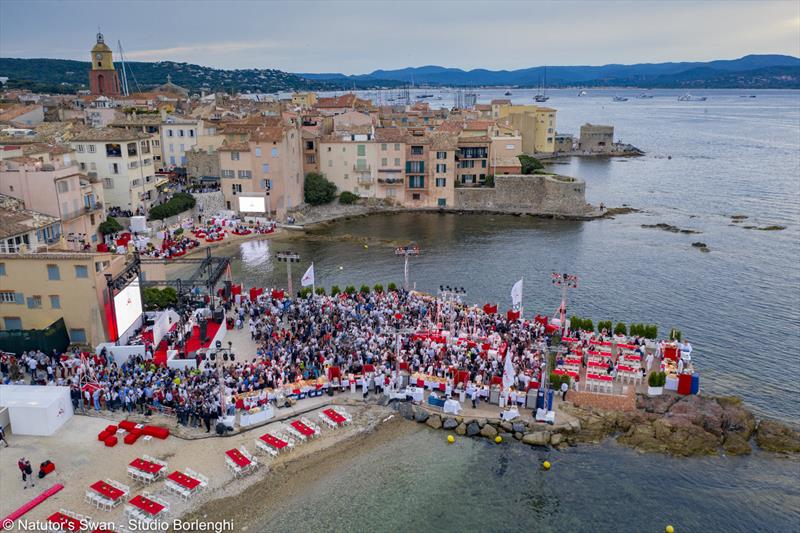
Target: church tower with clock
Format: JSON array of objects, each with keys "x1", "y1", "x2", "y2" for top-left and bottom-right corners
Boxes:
[{"x1": 89, "y1": 32, "x2": 121, "y2": 96}]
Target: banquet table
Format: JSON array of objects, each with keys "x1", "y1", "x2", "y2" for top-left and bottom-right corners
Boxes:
[
  {"x1": 501, "y1": 407, "x2": 520, "y2": 421},
  {"x1": 553, "y1": 368, "x2": 579, "y2": 378},
  {"x1": 225, "y1": 449, "x2": 251, "y2": 467},
  {"x1": 239, "y1": 406, "x2": 274, "y2": 427},
  {"x1": 90, "y1": 480, "x2": 125, "y2": 501},
  {"x1": 290, "y1": 420, "x2": 315, "y2": 437},
  {"x1": 564, "y1": 358, "x2": 582, "y2": 365},
  {"x1": 587, "y1": 361, "x2": 607, "y2": 370},
  {"x1": 48, "y1": 512, "x2": 81, "y2": 531},
  {"x1": 167, "y1": 471, "x2": 201, "y2": 490},
  {"x1": 259, "y1": 433, "x2": 288, "y2": 450},
  {"x1": 406, "y1": 386, "x2": 424, "y2": 403},
  {"x1": 322, "y1": 409, "x2": 347, "y2": 425},
  {"x1": 443, "y1": 399, "x2": 462, "y2": 415},
  {"x1": 130, "y1": 458, "x2": 163, "y2": 475},
  {"x1": 129, "y1": 495, "x2": 165, "y2": 516}
]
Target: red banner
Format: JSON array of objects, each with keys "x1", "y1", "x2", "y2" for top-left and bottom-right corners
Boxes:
[{"x1": 483, "y1": 304, "x2": 498, "y2": 314}]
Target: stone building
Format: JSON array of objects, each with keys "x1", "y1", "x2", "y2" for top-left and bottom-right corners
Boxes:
[{"x1": 578, "y1": 124, "x2": 614, "y2": 153}]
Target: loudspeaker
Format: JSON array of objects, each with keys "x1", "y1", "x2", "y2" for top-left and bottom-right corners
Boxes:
[
  {"x1": 223, "y1": 353, "x2": 229, "y2": 362},
  {"x1": 213, "y1": 308, "x2": 225, "y2": 323},
  {"x1": 229, "y1": 353, "x2": 235, "y2": 361},
  {"x1": 209, "y1": 352, "x2": 216, "y2": 361}
]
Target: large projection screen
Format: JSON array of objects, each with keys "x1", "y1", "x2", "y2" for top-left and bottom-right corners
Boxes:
[
  {"x1": 114, "y1": 278, "x2": 143, "y2": 336},
  {"x1": 238, "y1": 196, "x2": 266, "y2": 213}
]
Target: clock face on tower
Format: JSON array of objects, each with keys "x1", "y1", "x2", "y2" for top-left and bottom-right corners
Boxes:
[{"x1": 96, "y1": 53, "x2": 103, "y2": 60}]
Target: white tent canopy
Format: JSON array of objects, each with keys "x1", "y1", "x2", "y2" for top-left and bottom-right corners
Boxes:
[{"x1": 0, "y1": 385, "x2": 73, "y2": 436}]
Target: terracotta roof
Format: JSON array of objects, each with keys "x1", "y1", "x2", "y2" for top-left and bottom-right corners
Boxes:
[
  {"x1": 316, "y1": 94, "x2": 366, "y2": 109},
  {"x1": 464, "y1": 120, "x2": 494, "y2": 131},
  {"x1": 435, "y1": 122, "x2": 463, "y2": 134},
  {"x1": 474, "y1": 104, "x2": 491, "y2": 111},
  {"x1": 536, "y1": 107, "x2": 557, "y2": 112},
  {"x1": 251, "y1": 126, "x2": 287, "y2": 143},
  {"x1": 490, "y1": 99, "x2": 512, "y2": 105},
  {"x1": 429, "y1": 132, "x2": 458, "y2": 151},
  {"x1": 218, "y1": 141, "x2": 251, "y2": 152},
  {"x1": 0, "y1": 104, "x2": 40, "y2": 122},
  {"x1": 0, "y1": 194, "x2": 59, "y2": 240},
  {"x1": 374, "y1": 127, "x2": 407, "y2": 143},
  {"x1": 70, "y1": 128, "x2": 152, "y2": 142}
]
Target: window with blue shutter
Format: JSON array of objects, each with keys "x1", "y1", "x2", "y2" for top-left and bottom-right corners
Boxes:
[
  {"x1": 14, "y1": 292, "x2": 24, "y2": 305},
  {"x1": 47, "y1": 264, "x2": 60, "y2": 280},
  {"x1": 50, "y1": 295, "x2": 61, "y2": 309},
  {"x1": 0, "y1": 263, "x2": 5, "y2": 276},
  {"x1": 3, "y1": 317, "x2": 22, "y2": 330},
  {"x1": 75, "y1": 265, "x2": 88, "y2": 278},
  {"x1": 69, "y1": 329, "x2": 87, "y2": 343}
]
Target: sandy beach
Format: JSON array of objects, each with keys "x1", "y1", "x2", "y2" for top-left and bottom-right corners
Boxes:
[{"x1": 0, "y1": 400, "x2": 397, "y2": 532}]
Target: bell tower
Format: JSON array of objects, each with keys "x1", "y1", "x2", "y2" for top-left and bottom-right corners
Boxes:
[{"x1": 89, "y1": 32, "x2": 121, "y2": 96}]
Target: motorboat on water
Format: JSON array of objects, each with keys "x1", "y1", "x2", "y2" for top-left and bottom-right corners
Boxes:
[
  {"x1": 678, "y1": 93, "x2": 707, "y2": 102},
  {"x1": 612, "y1": 95, "x2": 628, "y2": 102},
  {"x1": 638, "y1": 93, "x2": 654, "y2": 99},
  {"x1": 534, "y1": 94, "x2": 549, "y2": 102},
  {"x1": 504, "y1": 91, "x2": 512, "y2": 96},
  {"x1": 418, "y1": 94, "x2": 434, "y2": 99},
  {"x1": 740, "y1": 94, "x2": 756, "y2": 98},
  {"x1": 577, "y1": 90, "x2": 587, "y2": 96}
]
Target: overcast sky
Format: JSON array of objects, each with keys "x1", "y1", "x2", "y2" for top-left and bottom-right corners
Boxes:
[{"x1": 1, "y1": 0, "x2": 798, "y2": 73}]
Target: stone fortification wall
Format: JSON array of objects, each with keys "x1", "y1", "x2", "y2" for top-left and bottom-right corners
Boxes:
[{"x1": 454, "y1": 174, "x2": 591, "y2": 216}]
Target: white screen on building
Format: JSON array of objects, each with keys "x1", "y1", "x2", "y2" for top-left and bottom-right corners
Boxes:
[
  {"x1": 238, "y1": 196, "x2": 266, "y2": 213},
  {"x1": 113, "y1": 278, "x2": 143, "y2": 336}
]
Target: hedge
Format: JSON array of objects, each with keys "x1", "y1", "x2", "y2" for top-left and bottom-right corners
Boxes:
[{"x1": 148, "y1": 192, "x2": 196, "y2": 220}]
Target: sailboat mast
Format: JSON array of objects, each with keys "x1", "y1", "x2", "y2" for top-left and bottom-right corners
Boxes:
[{"x1": 117, "y1": 40, "x2": 130, "y2": 96}]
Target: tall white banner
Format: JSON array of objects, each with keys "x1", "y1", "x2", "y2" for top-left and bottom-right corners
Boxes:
[
  {"x1": 502, "y1": 350, "x2": 515, "y2": 390},
  {"x1": 510, "y1": 278, "x2": 523, "y2": 310}
]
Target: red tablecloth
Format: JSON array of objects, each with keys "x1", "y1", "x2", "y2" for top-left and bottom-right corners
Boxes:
[
  {"x1": 48, "y1": 512, "x2": 81, "y2": 531},
  {"x1": 90, "y1": 480, "x2": 124, "y2": 501},
  {"x1": 553, "y1": 369, "x2": 579, "y2": 378},
  {"x1": 564, "y1": 358, "x2": 582, "y2": 365},
  {"x1": 618, "y1": 365, "x2": 635, "y2": 372},
  {"x1": 259, "y1": 433, "x2": 288, "y2": 450},
  {"x1": 617, "y1": 343, "x2": 636, "y2": 350},
  {"x1": 322, "y1": 409, "x2": 346, "y2": 425},
  {"x1": 587, "y1": 373, "x2": 613, "y2": 382},
  {"x1": 129, "y1": 495, "x2": 164, "y2": 516},
  {"x1": 624, "y1": 354, "x2": 642, "y2": 361},
  {"x1": 590, "y1": 340, "x2": 613, "y2": 346},
  {"x1": 130, "y1": 458, "x2": 163, "y2": 475},
  {"x1": 587, "y1": 362, "x2": 607, "y2": 369},
  {"x1": 167, "y1": 471, "x2": 201, "y2": 490},
  {"x1": 562, "y1": 337, "x2": 579, "y2": 343},
  {"x1": 290, "y1": 421, "x2": 315, "y2": 436},
  {"x1": 225, "y1": 449, "x2": 250, "y2": 467}
]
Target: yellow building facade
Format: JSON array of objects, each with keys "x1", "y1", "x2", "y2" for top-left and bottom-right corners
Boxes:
[{"x1": 496, "y1": 104, "x2": 557, "y2": 154}]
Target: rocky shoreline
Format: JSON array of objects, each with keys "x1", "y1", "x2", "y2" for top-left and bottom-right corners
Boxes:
[{"x1": 390, "y1": 393, "x2": 800, "y2": 457}]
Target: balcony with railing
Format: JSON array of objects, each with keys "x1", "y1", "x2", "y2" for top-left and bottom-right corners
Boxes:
[
  {"x1": 378, "y1": 177, "x2": 403, "y2": 186},
  {"x1": 353, "y1": 164, "x2": 372, "y2": 173},
  {"x1": 357, "y1": 175, "x2": 374, "y2": 185}
]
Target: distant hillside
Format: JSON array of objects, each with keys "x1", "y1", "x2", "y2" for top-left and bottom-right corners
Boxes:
[
  {"x1": 301, "y1": 55, "x2": 800, "y2": 88},
  {"x1": 0, "y1": 58, "x2": 404, "y2": 94}
]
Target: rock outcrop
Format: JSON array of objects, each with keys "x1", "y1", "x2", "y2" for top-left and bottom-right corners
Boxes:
[{"x1": 755, "y1": 420, "x2": 800, "y2": 453}]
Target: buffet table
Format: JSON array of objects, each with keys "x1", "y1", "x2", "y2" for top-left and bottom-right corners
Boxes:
[{"x1": 239, "y1": 405, "x2": 274, "y2": 427}]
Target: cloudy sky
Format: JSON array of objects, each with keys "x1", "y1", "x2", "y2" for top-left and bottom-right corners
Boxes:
[{"x1": 1, "y1": 0, "x2": 798, "y2": 73}]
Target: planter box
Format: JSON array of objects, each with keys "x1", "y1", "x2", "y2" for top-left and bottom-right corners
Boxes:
[{"x1": 647, "y1": 386, "x2": 663, "y2": 396}]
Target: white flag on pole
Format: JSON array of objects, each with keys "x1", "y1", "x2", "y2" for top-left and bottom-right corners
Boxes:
[
  {"x1": 301, "y1": 263, "x2": 315, "y2": 287},
  {"x1": 502, "y1": 349, "x2": 515, "y2": 390},
  {"x1": 510, "y1": 278, "x2": 523, "y2": 310}
]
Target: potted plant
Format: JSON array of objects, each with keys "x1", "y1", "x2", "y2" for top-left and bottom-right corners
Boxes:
[{"x1": 647, "y1": 371, "x2": 666, "y2": 396}]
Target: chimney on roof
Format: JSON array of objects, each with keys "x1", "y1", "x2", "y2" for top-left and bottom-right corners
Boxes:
[{"x1": 160, "y1": 108, "x2": 167, "y2": 121}]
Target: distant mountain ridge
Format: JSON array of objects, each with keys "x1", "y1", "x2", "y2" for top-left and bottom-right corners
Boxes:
[
  {"x1": 299, "y1": 55, "x2": 800, "y2": 88},
  {"x1": 1, "y1": 54, "x2": 797, "y2": 94}
]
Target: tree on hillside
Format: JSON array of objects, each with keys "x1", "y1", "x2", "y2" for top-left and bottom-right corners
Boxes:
[
  {"x1": 98, "y1": 217, "x2": 123, "y2": 237},
  {"x1": 518, "y1": 155, "x2": 544, "y2": 174},
  {"x1": 304, "y1": 172, "x2": 337, "y2": 205}
]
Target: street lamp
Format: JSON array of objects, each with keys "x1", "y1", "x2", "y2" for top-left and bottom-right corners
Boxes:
[
  {"x1": 394, "y1": 244, "x2": 420, "y2": 290},
  {"x1": 276, "y1": 251, "x2": 301, "y2": 295},
  {"x1": 551, "y1": 272, "x2": 578, "y2": 332}
]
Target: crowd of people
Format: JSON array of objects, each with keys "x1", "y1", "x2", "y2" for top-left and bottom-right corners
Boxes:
[{"x1": 0, "y1": 289, "x2": 663, "y2": 434}]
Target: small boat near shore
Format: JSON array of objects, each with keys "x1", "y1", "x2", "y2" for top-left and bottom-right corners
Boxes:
[
  {"x1": 678, "y1": 93, "x2": 707, "y2": 102},
  {"x1": 612, "y1": 95, "x2": 628, "y2": 102},
  {"x1": 577, "y1": 90, "x2": 588, "y2": 96}
]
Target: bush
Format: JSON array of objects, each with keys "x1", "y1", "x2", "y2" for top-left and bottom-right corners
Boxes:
[
  {"x1": 345, "y1": 285, "x2": 356, "y2": 295},
  {"x1": 148, "y1": 192, "x2": 196, "y2": 220},
  {"x1": 373, "y1": 283, "x2": 384, "y2": 293},
  {"x1": 670, "y1": 328, "x2": 682, "y2": 342},
  {"x1": 98, "y1": 216, "x2": 123, "y2": 236},
  {"x1": 387, "y1": 282, "x2": 398, "y2": 291},
  {"x1": 583, "y1": 318, "x2": 594, "y2": 332},
  {"x1": 173, "y1": 228, "x2": 184, "y2": 236},
  {"x1": 483, "y1": 174, "x2": 495, "y2": 188},
  {"x1": 359, "y1": 284, "x2": 370, "y2": 294},
  {"x1": 142, "y1": 287, "x2": 178, "y2": 310},
  {"x1": 339, "y1": 191, "x2": 359, "y2": 205},
  {"x1": 518, "y1": 154, "x2": 544, "y2": 175},
  {"x1": 645, "y1": 324, "x2": 658, "y2": 339},
  {"x1": 597, "y1": 320, "x2": 613, "y2": 333},
  {"x1": 304, "y1": 172, "x2": 337, "y2": 205},
  {"x1": 549, "y1": 372, "x2": 570, "y2": 390},
  {"x1": 330, "y1": 285, "x2": 341, "y2": 296},
  {"x1": 315, "y1": 287, "x2": 326, "y2": 295},
  {"x1": 298, "y1": 287, "x2": 313, "y2": 298},
  {"x1": 614, "y1": 323, "x2": 627, "y2": 336},
  {"x1": 648, "y1": 371, "x2": 667, "y2": 388}
]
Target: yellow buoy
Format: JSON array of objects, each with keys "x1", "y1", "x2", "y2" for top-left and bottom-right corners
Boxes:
[
  {"x1": 364, "y1": 244, "x2": 369, "y2": 249},
  {"x1": 495, "y1": 436, "x2": 502, "y2": 443},
  {"x1": 665, "y1": 526, "x2": 674, "y2": 533},
  {"x1": 542, "y1": 460, "x2": 551, "y2": 470},
  {"x1": 447, "y1": 435, "x2": 455, "y2": 444}
]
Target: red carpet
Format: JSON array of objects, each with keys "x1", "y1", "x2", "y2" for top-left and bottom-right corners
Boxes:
[
  {"x1": 153, "y1": 320, "x2": 222, "y2": 365},
  {"x1": 3, "y1": 483, "x2": 64, "y2": 523}
]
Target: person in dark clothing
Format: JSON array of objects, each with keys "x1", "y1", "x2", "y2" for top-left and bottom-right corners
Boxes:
[{"x1": 18, "y1": 457, "x2": 33, "y2": 488}]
